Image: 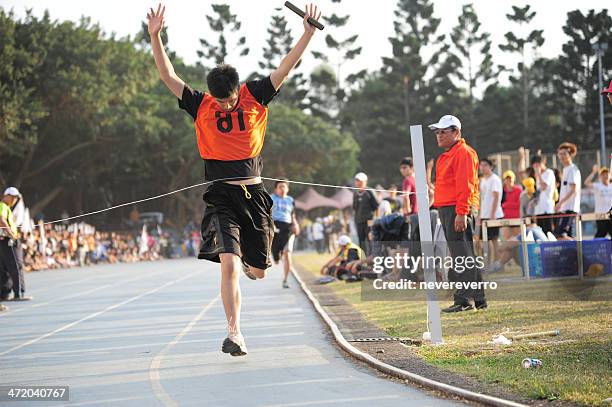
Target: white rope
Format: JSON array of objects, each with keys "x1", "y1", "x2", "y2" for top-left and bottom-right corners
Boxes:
[
  {"x1": 261, "y1": 177, "x2": 419, "y2": 196},
  {"x1": 2, "y1": 176, "x2": 419, "y2": 230}
]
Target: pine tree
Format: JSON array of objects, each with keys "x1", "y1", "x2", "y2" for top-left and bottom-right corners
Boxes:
[
  {"x1": 309, "y1": 0, "x2": 364, "y2": 117},
  {"x1": 309, "y1": 64, "x2": 337, "y2": 121},
  {"x1": 382, "y1": 0, "x2": 445, "y2": 127},
  {"x1": 556, "y1": 9, "x2": 612, "y2": 143},
  {"x1": 448, "y1": 3, "x2": 495, "y2": 148},
  {"x1": 258, "y1": 8, "x2": 308, "y2": 108},
  {"x1": 498, "y1": 5, "x2": 545, "y2": 136},
  {"x1": 197, "y1": 4, "x2": 249, "y2": 66}
]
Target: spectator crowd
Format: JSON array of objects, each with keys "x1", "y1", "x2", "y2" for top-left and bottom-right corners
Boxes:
[{"x1": 20, "y1": 225, "x2": 163, "y2": 272}]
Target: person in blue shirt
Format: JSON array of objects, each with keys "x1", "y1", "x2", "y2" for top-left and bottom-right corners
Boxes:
[{"x1": 270, "y1": 179, "x2": 300, "y2": 288}]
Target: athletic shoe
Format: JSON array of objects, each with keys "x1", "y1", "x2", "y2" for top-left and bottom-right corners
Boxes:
[
  {"x1": 241, "y1": 260, "x2": 257, "y2": 280},
  {"x1": 442, "y1": 303, "x2": 474, "y2": 313},
  {"x1": 282, "y1": 280, "x2": 290, "y2": 289},
  {"x1": 222, "y1": 334, "x2": 248, "y2": 356},
  {"x1": 475, "y1": 301, "x2": 488, "y2": 310},
  {"x1": 0, "y1": 304, "x2": 8, "y2": 312}
]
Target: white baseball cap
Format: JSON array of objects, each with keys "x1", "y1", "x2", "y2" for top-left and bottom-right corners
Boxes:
[
  {"x1": 428, "y1": 115, "x2": 462, "y2": 130},
  {"x1": 354, "y1": 172, "x2": 368, "y2": 182},
  {"x1": 3, "y1": 187, "x2": 21, "y2": 197},
  {"x1": 337, "y1": 235, "x2": 352, "y2": 246}
]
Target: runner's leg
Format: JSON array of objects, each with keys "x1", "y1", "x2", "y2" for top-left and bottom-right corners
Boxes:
[{"x1": 219, "y1": 253, "x2": 242, "y2": 335}]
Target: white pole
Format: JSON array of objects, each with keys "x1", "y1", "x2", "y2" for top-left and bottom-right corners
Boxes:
[
  {"x1": 410, "y1": 125, "x2": 443, "y2": 344},
  {"x1": 596, "y1": 46, "x2": 607, "y2": 166},
  {"x1": 520, "y1": 221, "x2": 530, "y2": 280}
]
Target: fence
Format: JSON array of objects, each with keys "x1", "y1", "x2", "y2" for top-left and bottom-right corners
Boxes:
[{"x1": 482, "y1": 212, "x2": 612, "y2": 280}]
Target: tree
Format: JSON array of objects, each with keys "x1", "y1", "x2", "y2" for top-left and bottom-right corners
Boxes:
[
  {"x1": 448, "y1": 4, "x2": 494, "y2": 148},
  {"x1": 197, "y1": 4, "x2": 249, "y2": 66},
  {"x1": 309, "y1": 0, "x2": 364, "y2": 117},
  {"x1": 498, "y1": 5, "x2": 545, "y2": 137},
  {"x1": 258, "y1": 8, "x2": 308, "y2": 109},
  {"x1": 382, "y1": 0, "x2": 446, "y2": 127},
  {"x1": 264, "y1": 103, "x2": 359, "y2": 186},
  {"x1": 308, "y1": 64, "x2": 337, "y2": 122},
  {"x1": 0, "y1": 9, "x2": 49, "y2": 182},
  {"x1": 339, "y1": 74, "x2": 417, "y2": 186},
  {"x1": 553, "y1": 9, "x2": 612, "y2": 146}
]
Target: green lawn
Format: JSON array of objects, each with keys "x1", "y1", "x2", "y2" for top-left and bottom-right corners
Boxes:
[{"x1": 294, "y1": 252, "x2": 612, "y2": 407}]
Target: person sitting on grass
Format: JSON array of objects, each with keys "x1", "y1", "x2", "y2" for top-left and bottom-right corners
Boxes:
[{"x1": 320, "y1": 235, "x2": 365, "y2": 280}]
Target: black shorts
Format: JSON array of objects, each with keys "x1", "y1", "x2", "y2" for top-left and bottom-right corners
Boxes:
[
  {"x1": 199, "y1": 182, "x2": 274, "y2": 270},
  {"x1": 271, "y1": 221, "x2": 292, "y2": 263}
]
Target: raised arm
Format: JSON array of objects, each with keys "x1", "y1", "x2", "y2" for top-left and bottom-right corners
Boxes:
[
  {"x1": 270, "y1": 3, "x2": 322, "y2": 91},
  {"x1": 147, "y1": 4, "x2": 184, "y2": 99},
  {"x1": 584, "y1": 165, "x2": 599, "y2": 188}
]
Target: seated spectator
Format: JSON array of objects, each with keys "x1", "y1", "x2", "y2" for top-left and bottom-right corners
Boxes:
[
  {"x1": 319, "y1": 235, "x2": 365, "y2": 280},
  {"x1": 489, "y1": 222, "x2": 547, "y2": 273},
  {"x1": 383, "y1": 185, "x2": 402, "y2": 213}
]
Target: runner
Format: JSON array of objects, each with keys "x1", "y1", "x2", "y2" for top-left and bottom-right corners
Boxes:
[
  {"x1": 146, "y1": 3, "x2": 322, "y2": 356},
  {"x1": 270, "y1": 179, "x2": 300, "y2": 289}
]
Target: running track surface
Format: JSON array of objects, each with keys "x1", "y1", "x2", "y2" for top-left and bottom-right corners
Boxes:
[{"x1": 0, "y1": 259, "x2": 463, "y2": 406}]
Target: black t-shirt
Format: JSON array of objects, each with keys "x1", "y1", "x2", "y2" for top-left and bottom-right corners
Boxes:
[
  {"x1": 178, "y1": 76, "x2": 278, "y2": 121},
  {"x1": 353, "y1": 190, "x2": 379, "y2": 223}
]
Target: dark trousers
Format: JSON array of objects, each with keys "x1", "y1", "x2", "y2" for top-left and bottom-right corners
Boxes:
[
  {"x1": 0, "y1": 239, "x2": 24, "y2": 299},
  {"x1": 438, "y1": 206, "x2": 485, "y2": 305},
  {"x1": 595, "y1": 219, "x2": 612, "y2": 238},
  {"x1": 315, "y1": 239, "x2": 325, "y2": 253},
  {"x1": 356, "y1": 222, "x2": 369, "y2": 255},
  {"x1": 555, "y1": 211, "x2": 576, "y2": 238}
]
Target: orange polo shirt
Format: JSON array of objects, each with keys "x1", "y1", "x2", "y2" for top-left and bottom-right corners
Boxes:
[{"x1": 433, "y1": 138, "x2": 480, "y2": 215}]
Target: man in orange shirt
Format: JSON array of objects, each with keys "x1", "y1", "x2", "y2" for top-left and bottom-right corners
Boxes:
[
  {"x1": 429, "y1": 115, "x2": 487, "y2": 312},
  {"x1": 147, "y1": 3, "x2": 322, "y2": 356}
]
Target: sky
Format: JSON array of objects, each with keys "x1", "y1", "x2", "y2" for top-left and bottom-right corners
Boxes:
[{"x1": 1, "y1": 0, "x2": 609, "y2": 86}]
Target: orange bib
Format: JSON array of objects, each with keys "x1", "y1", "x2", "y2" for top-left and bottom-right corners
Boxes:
[{"x1": 194, "y1": 84, "x2": 268, "y2": 161}]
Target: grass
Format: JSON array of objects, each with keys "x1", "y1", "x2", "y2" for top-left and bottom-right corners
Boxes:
[{"x1": 294, "y1": 252, "x2": 612, "y2": 407}]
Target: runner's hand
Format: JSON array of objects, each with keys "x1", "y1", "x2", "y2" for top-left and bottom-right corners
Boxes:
[
  {"x1": 303, "y1": 3, "x2": 322, "y2": 35},
  {"x1": 147, "y1": 3, "x2": 165, "y2": 36}
]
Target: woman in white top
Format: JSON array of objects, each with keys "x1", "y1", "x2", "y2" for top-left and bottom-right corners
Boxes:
[
  {"x1": 584, "y1": 165, "x2": 612, "y2": 238},
  {"x1": 555, "y1": 142, "x2": 581, "y2": 238}
]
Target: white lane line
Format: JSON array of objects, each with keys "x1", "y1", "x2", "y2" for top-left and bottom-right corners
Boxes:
[
  {"x1": 0, "y1": 269, "x2": 170, "y2": 318},
  {"x1": 149, "y1": 294, "x2": 221, "y2": 407},
  {"x1": 0, "y1": 270, "x2": 202, "y2": 357}
]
